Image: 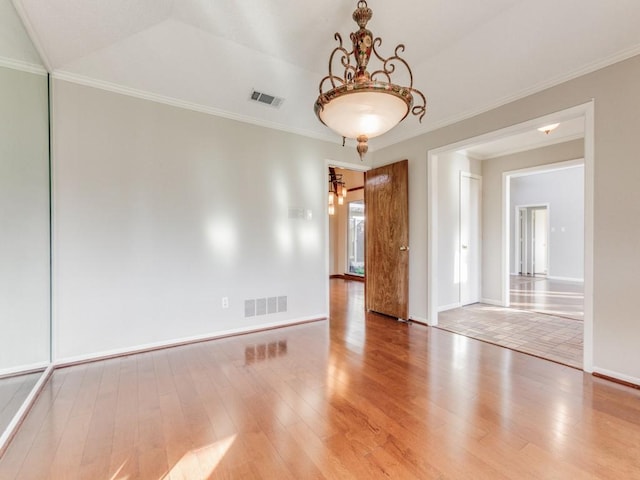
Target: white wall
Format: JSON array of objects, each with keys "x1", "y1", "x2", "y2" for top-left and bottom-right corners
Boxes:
[
  {"x1": 0, "y1": 66, "x2": 50, "y2": 373},
  {"x1": 510, "y1": 165, "x2": 584, "y2": 281},
  {"x1": 373, "y1": 53, "x2": 640, "y2": 382},
  {"x1": 437, "y1": 152, "x2": 481, "y2": 309},
  {"x1": 52, "y1": 79, "x2": 356, "y2": 362}
]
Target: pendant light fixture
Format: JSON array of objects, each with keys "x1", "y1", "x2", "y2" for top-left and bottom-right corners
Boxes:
[
  {"x1": 315, "y1": 1, "x2": 426, "y2": 160},
  {"x1": 328, "y1": 168, "x2": 347, "y2": 215}
]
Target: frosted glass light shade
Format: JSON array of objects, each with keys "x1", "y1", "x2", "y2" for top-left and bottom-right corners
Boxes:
[{"x1": 316, "y1": 87, "x2": 412, "y2": 139}]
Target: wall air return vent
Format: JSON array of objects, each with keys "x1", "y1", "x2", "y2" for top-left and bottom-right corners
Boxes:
[{"x1": 250, "y1": 90, "x2": 284, "y2": 108}]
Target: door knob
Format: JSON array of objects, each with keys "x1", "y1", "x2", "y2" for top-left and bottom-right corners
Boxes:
[{"x1": 400, "y1": 245, "x2": 409, "y2": 251}]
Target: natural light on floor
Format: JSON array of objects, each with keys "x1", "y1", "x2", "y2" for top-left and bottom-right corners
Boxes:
[{"x1": 160, "y1": 434, "x2": 237, "y2": 480}]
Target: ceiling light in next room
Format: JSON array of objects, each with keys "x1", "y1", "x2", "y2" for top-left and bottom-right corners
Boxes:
[
  {"x1": 314, "y1": 1, "x2": 427, "y2": 160},
  {"x1": 538, "y1": 123, "x2": 560, "y2": 135}
]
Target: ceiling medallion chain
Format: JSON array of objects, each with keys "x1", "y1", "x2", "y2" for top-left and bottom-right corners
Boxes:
[{"x1": 315, "y1": 1, "x2": 426, "y2": 160}]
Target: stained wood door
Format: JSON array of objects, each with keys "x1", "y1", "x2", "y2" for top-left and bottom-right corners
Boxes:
[{"x1": 364, "y1": 159, "x2": 409, "y2": 320}]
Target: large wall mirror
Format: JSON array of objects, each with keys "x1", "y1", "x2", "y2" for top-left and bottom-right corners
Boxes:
[{"x1": 0, "y1": 0, "x2": 51, "y2": 449}]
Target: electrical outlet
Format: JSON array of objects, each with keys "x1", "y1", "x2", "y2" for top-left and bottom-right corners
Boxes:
[{"x1": 221, "y1": 296, "x2": 229, "y2": 309}]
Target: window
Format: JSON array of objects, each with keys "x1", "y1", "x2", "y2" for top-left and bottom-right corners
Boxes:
[{"x1": 347, "y1": 200, "x2": 365, "y2": 275}]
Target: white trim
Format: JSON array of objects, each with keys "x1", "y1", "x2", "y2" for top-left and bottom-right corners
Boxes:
[
  {"x1": 0, "y1": 362, "x2": 49, "y2": 378},
  {"x1": 409, "y1": 315, "x2": 428, "y2": 324},
  {"x1": 502, "y1": 171, "x2": 510, "y2": 306},
  {"x1": 583, "y1": 102, "x2": 595, "y2": 373},
  {"x1": 53, "y1": 315, "x2": 326, "y2": 366},
  {"x1": 327, "y1": 159, "x2": 371, "y2": 172},
  {"x1": 53, "y1": 71, "x2": 341, "y2": 145},
  {"x1": 593, "y1": 368, "x2": 640, "y2": 388},
  {"x1": 0, "y1": 56, "x2": 46, "y2": 75},
  {"x1": 547, "y1": 276, "x2": 584, "y2": 283},
  {"x1": 515, "y1": 207, "x2": 525, "y2": 276},
  {"x1": 374, "y1": 44, "x2": 640, "y2": 151},
  {"x1": 50, "y1": 77, "x2": 59, "y2": 365},
  {"x1": 438, "y1": 303, "x2": 461, "y2": 313},
  {"x1": 481, "y1": 298, "x2": 504, "y2": 307},
  {"x1": 0, "y1": 365, "x2": 53, "y2": 455},
  {"x1": 427, "y1": 101, "x2": 594, "y2": 373},
  {"x1": 427, "y1": 151, "x2": 438, "y2": 326},
  {"x1": 460, "y1": 172, "x2": 482, "y2": 180}
]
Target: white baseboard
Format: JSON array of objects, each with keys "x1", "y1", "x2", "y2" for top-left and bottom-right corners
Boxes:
[
  {"x1": 593, "y1": 367, "x2": 640, "y2": 388},
  {"x1": 54, "y1": 315, "x2": 327, "y2": 367},
  {"x1": 409, "y1": 315, "x2": 430, "y2": 326},
  {"x1": 481, "y1": 298, "x2": 505, "y2": 307},
  {"x1": 0, "y1": 365, "x2": 54, "y2": 456},
  {"x1": 547, "y1": 276, "x2": 584, "y2": 283},
  {"x1": 437, "y1": 303, "x2": 461, "y2": 313},
  {"x1": 0, "y1": 361, "x2": 50, "y2": 379}
]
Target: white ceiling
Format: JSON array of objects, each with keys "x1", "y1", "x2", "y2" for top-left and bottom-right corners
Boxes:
[{"x1": 8, "y1": 0, "x2": 640, "y2": 150}]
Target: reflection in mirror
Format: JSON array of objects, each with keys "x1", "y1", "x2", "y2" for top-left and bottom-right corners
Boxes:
[{"x1": 0, "y1": 0, "x2": 50, "y2": 452}]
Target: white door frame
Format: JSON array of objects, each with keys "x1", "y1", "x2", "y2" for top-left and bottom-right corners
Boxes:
[{"x1": 427, "y1": 101, "x2": 594, "y2": 372}]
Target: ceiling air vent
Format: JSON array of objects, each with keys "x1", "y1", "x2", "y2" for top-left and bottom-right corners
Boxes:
[{"x1": 250, "y1": 90, "x2": 284, "y2": 108}]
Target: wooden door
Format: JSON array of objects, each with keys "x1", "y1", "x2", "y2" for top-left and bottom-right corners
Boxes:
[{"x1": 364, "y1": 160, "x2": 409, "y2": 320}]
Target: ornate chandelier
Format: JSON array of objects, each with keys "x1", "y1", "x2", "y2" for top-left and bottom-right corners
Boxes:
[{"x1": 315, "y1": 1, "x2": 426, "y2": 160}]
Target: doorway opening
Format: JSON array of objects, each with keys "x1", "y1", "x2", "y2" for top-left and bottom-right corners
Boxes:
[
  {"x1": 516, "y1": 205, "x2": 549, "y2": 276},
  {"x1": 326, "y1": 162, "x2": 368, "y2": 284},
  {"x1": 427, "y1": 102, "x2": 593, "y2": 371}
]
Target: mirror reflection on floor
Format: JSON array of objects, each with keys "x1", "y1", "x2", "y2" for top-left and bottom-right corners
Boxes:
[{"x1": 0, "y1": 372, "x2": 44, "y2": 437}]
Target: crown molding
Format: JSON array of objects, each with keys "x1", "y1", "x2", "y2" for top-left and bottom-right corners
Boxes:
[
  {"x1": 51, "y1": 70, "x2": 342, "y2": 145},
  {"x1": 49, "y1": 43, "x2": 640, "y2": 153},
  {"x1": 11, "y1": 0, "x2": 52, "y2": 72},
  {"x1": 0, "y1": 55, "x2": 46, "y2": 75},
  {"x1": 373, "y1": 44, "x2": 640, "y2": 151}
]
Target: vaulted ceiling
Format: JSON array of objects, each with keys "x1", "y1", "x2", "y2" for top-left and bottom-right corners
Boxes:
[{"x1": 6, "y1": 0, "x2": 640, "y2": 150}]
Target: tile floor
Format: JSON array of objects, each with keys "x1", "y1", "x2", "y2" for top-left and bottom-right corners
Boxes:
[{"x1": 437, "y1": 276, "x2": 584, "y2": 369}]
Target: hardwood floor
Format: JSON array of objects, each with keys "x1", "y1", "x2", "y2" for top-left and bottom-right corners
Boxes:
[{"x1": 1, "y1": 279, "x2": 639, "y2": 479}]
